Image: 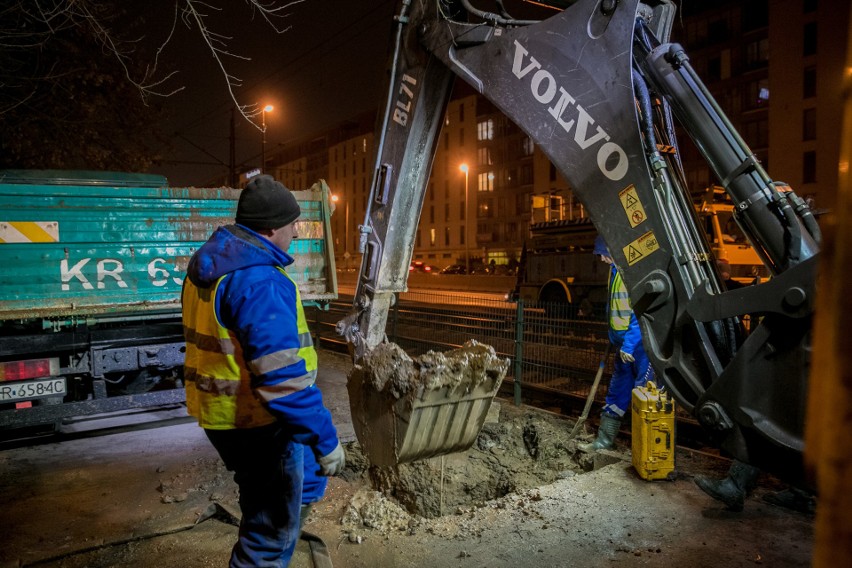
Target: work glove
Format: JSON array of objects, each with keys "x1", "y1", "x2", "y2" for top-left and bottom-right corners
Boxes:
[
  {"x1": 316, "y1": 441, "x2": 346, "y2": 477},
  {"x1": 619, "y1": 350, "x2": 635, "y2": 363}
]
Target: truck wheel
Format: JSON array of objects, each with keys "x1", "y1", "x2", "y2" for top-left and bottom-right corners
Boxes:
[{"x1": 540, "y1": 287, "x2": 570, "y2": 319}]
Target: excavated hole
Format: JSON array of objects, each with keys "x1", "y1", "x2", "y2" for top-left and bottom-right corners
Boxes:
[{"x1": 340, "y1": 401, "x2": 601, "y2": 520}]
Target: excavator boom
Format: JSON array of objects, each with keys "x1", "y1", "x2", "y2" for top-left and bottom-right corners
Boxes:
[{"x1": 340, "y1": 0, "x2": 818, "y2": 485}]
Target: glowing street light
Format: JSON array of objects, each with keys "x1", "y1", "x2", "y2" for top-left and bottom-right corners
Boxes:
[
  {"x1": 261, "y1": 104, "x2": 274, "y2": 172},
  {"x1": 459, "y1": 163, "x2": 470, "y2": 276}
]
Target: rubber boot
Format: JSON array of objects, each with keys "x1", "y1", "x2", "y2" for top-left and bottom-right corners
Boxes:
[
  {"x1": 299, "y1": 503, "x2": 313, "y2": 530},
  {"x1": 578, "y1": 414, "x2": 621, "y2": 452},
  {"x1": 694, "y1": 460, "x2": 760, "y2": 511}
]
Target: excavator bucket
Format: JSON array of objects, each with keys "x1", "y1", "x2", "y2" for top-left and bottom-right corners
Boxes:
[{"x1": 347, "y1": 340, "x2": 508, "y2": 467}]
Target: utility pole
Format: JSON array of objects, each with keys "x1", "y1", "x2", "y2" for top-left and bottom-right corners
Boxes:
[
  {"x1": 460, "y1": 163, "x2": 470, "y2": 275},
  {"x1": 229, "y1": 108, "x2": 236, "y2": 187}
]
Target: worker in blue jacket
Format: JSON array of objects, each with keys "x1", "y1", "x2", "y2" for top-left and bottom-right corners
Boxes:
[
  {"x1": 580, "y1": 235, "x2": 654, "y2": 452},
  {"x1": 182, "y1": 174, "x2": 344, "y2": 567}
]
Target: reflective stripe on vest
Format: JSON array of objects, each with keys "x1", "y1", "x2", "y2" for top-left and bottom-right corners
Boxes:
[
  {"x1": 183, "y1": 274, "x2": 276, "y2": 429},
  {"x1": 609, "y1": 269, "x2": 631, "y2": 331},
  {"x1": 251, "y1": 268, "x2": 318, "y2": 405},
  {"x1": 182, "y1": 267, "x2": 319, "y2": 430}
]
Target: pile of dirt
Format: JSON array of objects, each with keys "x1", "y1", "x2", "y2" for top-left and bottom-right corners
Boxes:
[{"x1": 342, "y1": 400, "x2": 594, "y2": 520}]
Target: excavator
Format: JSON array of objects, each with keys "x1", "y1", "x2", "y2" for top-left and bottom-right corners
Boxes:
[{"x1": 337, "y1": 0, "x2": 820, "y2": 490}]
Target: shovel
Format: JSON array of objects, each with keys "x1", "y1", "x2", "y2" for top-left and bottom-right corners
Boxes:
[{"x1": 567, "y1": 343, "x2": 611, "y2": 441}]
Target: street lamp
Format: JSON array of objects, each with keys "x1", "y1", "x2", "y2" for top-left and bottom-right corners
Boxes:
[
  {"x1": 261, "y1": 104, "x2": 274, "y2": 172},
  {"x1": 459, "y1": 163, "x2": 470, "y2": 275}
]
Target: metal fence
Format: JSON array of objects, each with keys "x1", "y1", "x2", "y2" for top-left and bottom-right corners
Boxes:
[{"x1": 306, "y1": 288, "x2": 613, "y2": 406}]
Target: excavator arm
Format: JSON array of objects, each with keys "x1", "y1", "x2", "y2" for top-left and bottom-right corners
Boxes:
[{"x1": 339, "y1": 0, "x2": 818, "y2": 485}]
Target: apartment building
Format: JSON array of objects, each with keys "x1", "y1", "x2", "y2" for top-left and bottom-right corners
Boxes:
[
  {"x1": 671, "y1": 0, "x2": 848, "y2": 210},
  {"x1": 264, "y1": 0, "x2": 848, "y2": 270}
]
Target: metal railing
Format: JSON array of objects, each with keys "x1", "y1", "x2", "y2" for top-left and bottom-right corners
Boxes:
[{"x1": 307, "y1": 289, "x2": 613, "y2": 406}]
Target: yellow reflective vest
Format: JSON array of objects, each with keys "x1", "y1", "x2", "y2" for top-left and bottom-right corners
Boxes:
[
  {"x1": 182, "y1": 268, "x2": 317, "y2": 430},
  {"x1": 608, "y1": 267, "x2": 632, "y2": 332}
]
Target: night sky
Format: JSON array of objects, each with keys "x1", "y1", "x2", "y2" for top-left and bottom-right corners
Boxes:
[{"x1": 149, "y1": 0, "x2": 397, "y2": 186}]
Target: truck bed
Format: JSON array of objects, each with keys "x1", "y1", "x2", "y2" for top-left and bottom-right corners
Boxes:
[{"x1": 0, "y1": 171, "x2": 336, "y2": 321}]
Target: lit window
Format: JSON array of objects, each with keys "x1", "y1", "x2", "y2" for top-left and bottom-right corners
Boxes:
[
  {"x1": 477, "y1": 119, "x2": 494, "y2": 141},
  {"x1": 478, "y1": 172, "x2": 494, "y2": 192}
]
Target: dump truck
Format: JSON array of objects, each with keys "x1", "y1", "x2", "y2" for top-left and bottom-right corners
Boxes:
[
  {"x1": 514, "y1": 200, "x2": 768, "y2": 309},
  {"x1": 0, "y1": 170, "x2": 336, "y2": 431}
]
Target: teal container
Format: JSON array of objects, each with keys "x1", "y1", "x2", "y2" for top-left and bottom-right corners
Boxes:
[{"x1": 0, "y1": 171, "x2": 337, "y2": 321}]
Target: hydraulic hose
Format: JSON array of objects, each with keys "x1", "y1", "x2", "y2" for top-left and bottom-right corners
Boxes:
[
  {"x1": 779, "y1": 183, "x2": 823, "y2": 246},
  {"x1": 459, "y1": 0, "x2": 539, "y2": 25},
  {"x1": 632, "y1": 68, "x2": 658, "y2": 152}
]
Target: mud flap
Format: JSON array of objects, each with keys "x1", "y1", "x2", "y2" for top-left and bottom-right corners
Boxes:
[{"x1": 347, "y1": 341, "x2": 508, "y2": 467}]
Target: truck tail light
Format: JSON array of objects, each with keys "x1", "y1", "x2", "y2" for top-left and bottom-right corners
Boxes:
[{"x1": 0, "y1": 358, "x2": 60, "y2": 381}]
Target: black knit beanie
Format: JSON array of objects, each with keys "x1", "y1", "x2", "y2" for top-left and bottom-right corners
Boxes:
[{"x1": 236, "y1": 175, "x2": 301, "y2": 230}]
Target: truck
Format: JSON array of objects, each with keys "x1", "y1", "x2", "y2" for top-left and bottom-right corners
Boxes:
[
  {"x1": 0, "y1": 170, "x2": 337, "y2": 432},
  {"x1": 514, "y1": 199, "x2": 769, "y2": 311},
  {"x1": 338, "y1": 0, "x2": 820, "y2": 488}
]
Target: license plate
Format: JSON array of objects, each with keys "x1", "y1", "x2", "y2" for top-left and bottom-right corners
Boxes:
[{"x1": 0, "y1": 378, "x2": 67, "y2": 402}]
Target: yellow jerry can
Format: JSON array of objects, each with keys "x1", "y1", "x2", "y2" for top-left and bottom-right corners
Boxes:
[{"x1": 631, "y1": 381, "x2": 676, "y2": 481}]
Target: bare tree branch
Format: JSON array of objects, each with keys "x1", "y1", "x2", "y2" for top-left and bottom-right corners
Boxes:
[
  {"x1": 74, "y1": 1, "x2": 183, "y2": 100},
  {"x1": 1, "y1": 0, "x2": 306, "y2": 125},
  {"x1": 178, "y1": 0, "x2": 306, "y2": 129}
]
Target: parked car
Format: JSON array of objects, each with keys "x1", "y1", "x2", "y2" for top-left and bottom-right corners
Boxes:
[
  {"x1": 409, "y1": 261, "x2": 434, "y2": 273},
  {"x1": 439, "y1": 264, "x2": 466, "y2": 275}
]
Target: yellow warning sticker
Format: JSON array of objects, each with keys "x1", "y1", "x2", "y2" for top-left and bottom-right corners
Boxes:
[
  {"x1": 0, "y1": 221, "x2": 59, "y2": 243},
  {"x1": 623, "y1": 231, "x2": 659, "y2": 266},
  {"x1": 619, "y1": 185, "x2": 647, "y2": 228}
]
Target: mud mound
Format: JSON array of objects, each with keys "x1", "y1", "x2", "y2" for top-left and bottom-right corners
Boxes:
[{"x1": 343, "y1": 401, "x2": 593, "y2": 519}]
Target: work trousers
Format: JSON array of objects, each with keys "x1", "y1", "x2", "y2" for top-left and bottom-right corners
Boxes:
[
  {"x1": 602, "y1": 342, "x2": 654, "y2": 418},
  {"x1": 206, "y1": 423, "x2": 303, "y2": 568}
]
